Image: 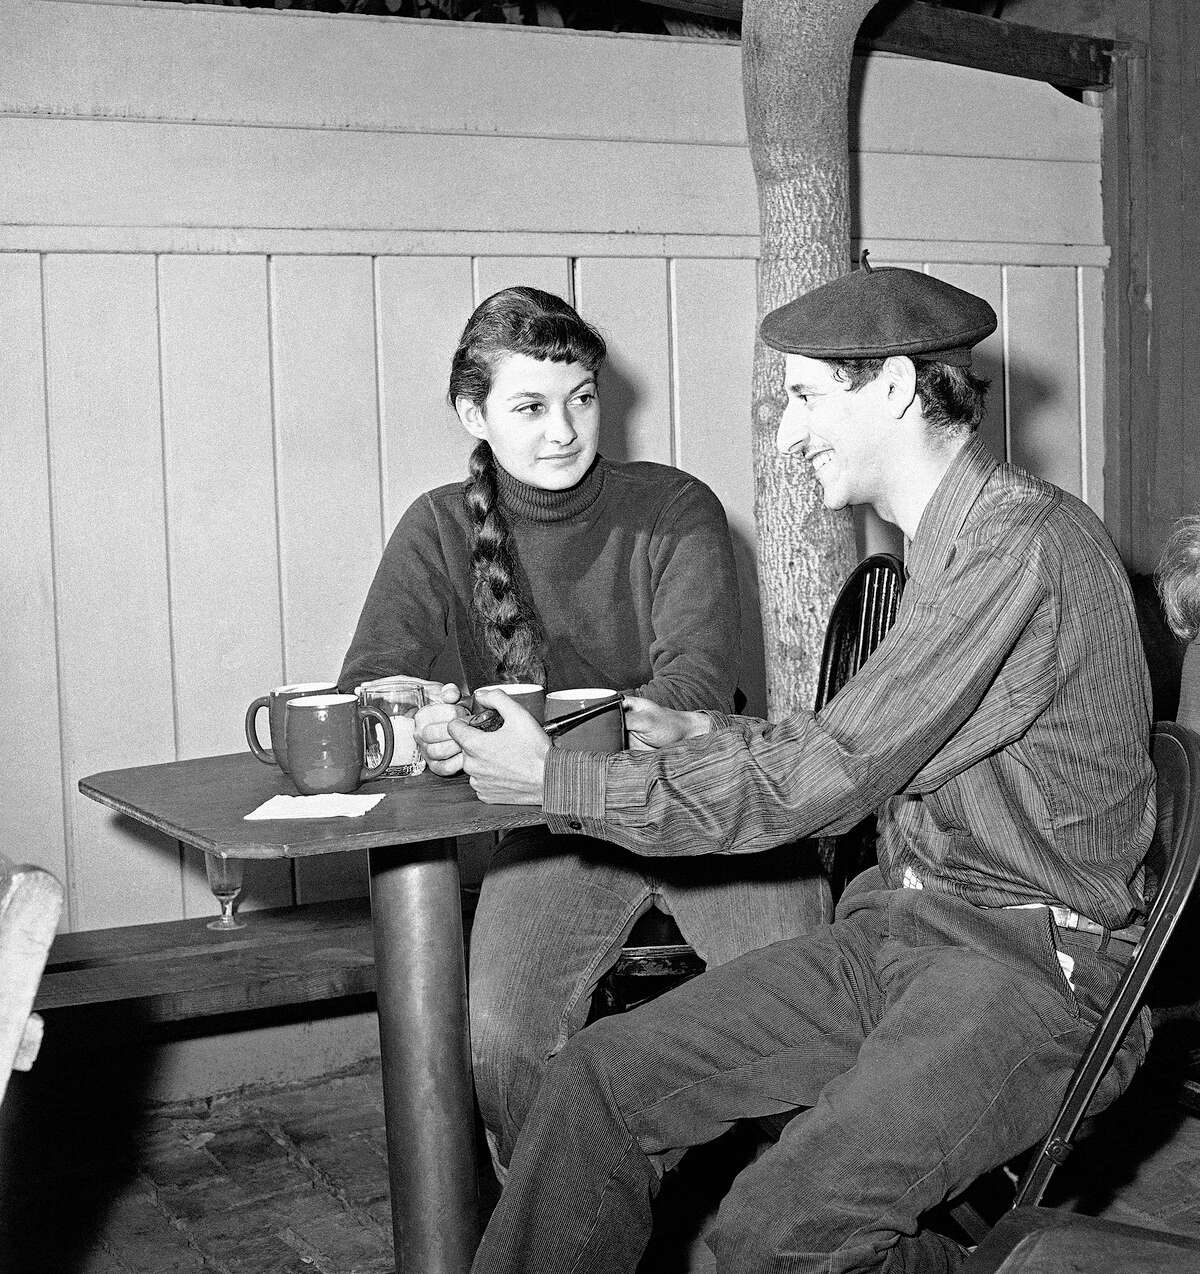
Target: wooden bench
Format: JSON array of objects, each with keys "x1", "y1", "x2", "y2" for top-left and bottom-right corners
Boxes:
[{"x1": 32, "y1": 895, "x2": 460, "y2": 1026}]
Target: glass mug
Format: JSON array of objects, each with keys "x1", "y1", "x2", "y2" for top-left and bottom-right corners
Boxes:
[
  {"x1": 355, "y1": 677, "x2": 428, "y2": 778},
  {"x1": 283, "y1": 694, "x2": 394, "y2": 795}
]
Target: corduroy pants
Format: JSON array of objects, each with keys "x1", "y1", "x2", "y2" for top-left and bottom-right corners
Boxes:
[{"x1": 471, "y1": 870, "x2": 1147, "y2": 1274}]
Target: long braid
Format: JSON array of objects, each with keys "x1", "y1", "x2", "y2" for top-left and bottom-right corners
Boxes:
[
  {"x1": 449, "y1": 286, "x2": 606, "y2": 684},
  {"x1": 465, "y1": 441, "x2": 548, "y2": 683}
]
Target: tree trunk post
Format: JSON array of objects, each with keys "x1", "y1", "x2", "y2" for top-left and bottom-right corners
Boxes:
[{"x1": 742, "y1": 0, "x2": 877, "y2": 716}]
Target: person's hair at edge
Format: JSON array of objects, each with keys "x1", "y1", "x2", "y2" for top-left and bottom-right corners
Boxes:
[
  {"x1": 825, "y1": 357, "x2": 990, "y2": 439},
  {"x1": 448, "y1": 286, "x2": 608, "y2": 684},
  {"x1": 1155, "y1": 514, "x2": 1200, "y2": 644}
]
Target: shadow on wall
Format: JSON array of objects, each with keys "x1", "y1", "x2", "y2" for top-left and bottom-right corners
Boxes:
[
  {"x1": 108, "y1": 811, "x2": 287, "y2": 917},
  {"x1": 597, "y1": 354, "x2": 642, "y2": 464},
  {"x1": 1003, "y1": 362, "x2": 1072, "y2": 479}
]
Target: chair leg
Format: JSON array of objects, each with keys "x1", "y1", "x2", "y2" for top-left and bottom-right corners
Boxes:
[{"x1": 944, "y1": 1161, "x2": 1023, "y2": 1246}]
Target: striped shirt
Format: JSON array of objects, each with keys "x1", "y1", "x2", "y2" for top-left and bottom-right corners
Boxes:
[{"x1": 543, "y1": 437, "x2": 1156, "y2": 928}]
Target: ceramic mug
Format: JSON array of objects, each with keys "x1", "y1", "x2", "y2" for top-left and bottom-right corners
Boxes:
[
  {"x1": 283, "y1": 694, "x2": 394, "y2": 795},
  {"x1": 245, "y1": 681, "x2": 339, "y2": 775},
  {"x1": 472, "y1": 682, "x2": 546, "y2": 724},
  {"x1": 545, "y1": 688, "x2": 626, "y2": 753}
]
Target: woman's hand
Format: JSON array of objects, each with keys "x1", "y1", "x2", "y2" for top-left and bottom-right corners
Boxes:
[
  {"x1": 447, "y1": 690, "x2": 551, "y2": 804},
  {"x1": 622, "y1": 695, "x2": 712, "y2": 751},
  {"x1": 414, "y1": 699, "x2": 470, "y2": 776}
]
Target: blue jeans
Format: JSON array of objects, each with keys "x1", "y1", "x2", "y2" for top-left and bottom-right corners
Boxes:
[
  {"x1": 472, "y1": 871, "x2": 1148, "y2": 1273},
  {"x1": 469, "y1": 826, "x2": 830, "y2": 1168}
]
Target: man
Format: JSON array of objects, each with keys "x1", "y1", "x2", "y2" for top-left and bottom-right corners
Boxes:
[{"x1": 418, "y1": 263, "x2": 1155, "y2": 1273}]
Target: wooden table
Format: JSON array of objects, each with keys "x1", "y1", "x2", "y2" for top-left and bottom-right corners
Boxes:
[{"x1": 79, "y1": 752, "x2": 546, "y2": 1274}]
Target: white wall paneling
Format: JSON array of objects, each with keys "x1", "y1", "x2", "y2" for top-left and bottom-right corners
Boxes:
[
  {"x1": 158, "y1": 254, "x2": 295, "y2": 915},
  {"x1": 375, "y1": 256, "x2": 477, "y2": 536},
  {"x1": 574, "y1": 258, "x2": 674, "y2": 467},
  {"x1": 0, "y1": 256, "x2": 70, "y2": 914},
  {"x1": 41, "y1": 254, "x2": 180, "y2": 930},
  {"x1": 1006, "y1": 265, "x2": 1085, "y2": 496},
  {"x1": 669, "y1": 257, "x2": 765, "y2": 718}
]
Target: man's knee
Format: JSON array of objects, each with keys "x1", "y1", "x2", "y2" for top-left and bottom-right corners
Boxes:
[
  {"x1": 529, "y1": 1012, "x2": 657, "y2": 1124},
  {"x1": 711, "y1": 1159, "x2": 809, "y2": 1270},
  {"x1": 710, "y1": 1146, "x2": 871, "y2": 1272}
]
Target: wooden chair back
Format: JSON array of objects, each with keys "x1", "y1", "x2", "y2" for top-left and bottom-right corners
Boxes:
[
  {"x1": 814, "y1": 553, "x2": 906, "y2": 901},
  {"x1": 1011, "y1": 720, "x2": 1200, "y2": 1207},
  {"x1": 814, "y1": 553, "x2": 905, "y2": 713}
]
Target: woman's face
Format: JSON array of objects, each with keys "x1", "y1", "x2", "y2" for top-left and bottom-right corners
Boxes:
[{"x1": 455, "y1": 353, "x2": 600, "y2": 491}]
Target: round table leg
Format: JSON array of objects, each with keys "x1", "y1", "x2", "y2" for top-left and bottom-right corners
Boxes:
[{"x1": 369, "y1": 840, "x2": 479, "y2": 1273}]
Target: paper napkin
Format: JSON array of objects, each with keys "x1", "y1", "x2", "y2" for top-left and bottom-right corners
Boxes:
[{"x1": 244, "y1": 793, "x2": 386, "y2": 821}]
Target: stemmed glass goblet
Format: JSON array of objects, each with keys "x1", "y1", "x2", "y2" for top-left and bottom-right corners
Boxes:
[{"x1": 204, "y1": 853, "x2": 246, "y2": 931}]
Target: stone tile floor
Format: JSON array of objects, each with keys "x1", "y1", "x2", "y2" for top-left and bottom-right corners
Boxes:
[{"x1": 5, "y1": 1027, "x2": 1200, "y2": 1273}]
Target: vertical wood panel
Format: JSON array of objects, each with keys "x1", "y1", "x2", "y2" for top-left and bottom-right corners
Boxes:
[
  {"x1": 474, "y1": 257, "x2": 572, "y2": 304},
  {"x1": 159, "y1": 254, "x2": 293, "y2": 916},
  {"x1": 43, "y1": 254, "x2": 180, "y2": 930},
  {"x1": 930, "y1": 262, "x2": 1008, "y2": 462},
  {"x1": 0, "y1": 255, "x2": 69, "y2": 901},
  {"x1": 1139, "y1": 3, "x2": 1185, "y2": 565},
  {"x1": 1182, "y1": 3, "x2": 1200, "y2": 531},
  {"x1": 271, "y1": 255, "x2": 381, "y2": 903},
  {"x1": 375, "y1": 256, "x2": 476, "y2": 539},
  {"x1": 1005, "y1": 266, "x2": 1082, "y2": 496},
  {"x1": 575, "y1": 258, "x2": 673, "y2": 465},
  {"x1": 669, "y1": 257, "x2": 766, "y2": 718},
  {"x1": 1078, "y1": 266, "x2": 1106, "y2": 516}
]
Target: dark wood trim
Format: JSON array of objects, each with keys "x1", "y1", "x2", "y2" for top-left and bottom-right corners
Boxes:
[
  {"x1": 857, "y1": 2, "x2": 1112, "y2": 90},
  {"x1": 1102, "y1": 45, "x2": 1151, "y2": 567},
  {"x1": 650, "y1": 0, "x2": 1114, "y2": 90}
]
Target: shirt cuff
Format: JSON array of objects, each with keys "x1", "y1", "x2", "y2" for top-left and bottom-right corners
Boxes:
[{"x1": 543, "y1": 746, "x2": 610, "y2": 835}]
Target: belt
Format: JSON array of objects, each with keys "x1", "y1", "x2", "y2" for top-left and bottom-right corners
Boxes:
[{"x1": 1045, "y1": 904, "x2": 1144, "y2": 947}]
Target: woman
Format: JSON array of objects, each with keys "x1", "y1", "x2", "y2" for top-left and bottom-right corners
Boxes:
[{"x1": 340, "y1": 286, "x2": 825, "y2": 1171}]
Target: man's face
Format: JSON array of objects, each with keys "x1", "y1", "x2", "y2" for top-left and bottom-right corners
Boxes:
[{"x1": 775, "y1": 354, "x2": 889, "y2": 511}]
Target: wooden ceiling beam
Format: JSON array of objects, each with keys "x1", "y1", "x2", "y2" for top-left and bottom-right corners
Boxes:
[{"x1": 649, "y1": 0, "x2": 1115, "y2": 92}]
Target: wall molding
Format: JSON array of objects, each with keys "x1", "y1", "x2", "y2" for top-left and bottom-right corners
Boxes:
[{"x1": 0, "y1": 228, "x2": 1111, "y2": 267}]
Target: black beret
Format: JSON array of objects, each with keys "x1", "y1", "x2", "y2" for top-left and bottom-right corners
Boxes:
[{"x1": 759, "y1": 263, "x2": 997, "y2": 367}]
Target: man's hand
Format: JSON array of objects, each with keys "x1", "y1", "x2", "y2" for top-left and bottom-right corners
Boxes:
[
  {"x1": 414, "y1": 688, "x2": 470, "y2": 776},
  {"x1": 622, "y1": 695, "x2": 713, "y2": 751},
  {"x1": 447, "y1": 690, "x2": 551, "y2": 804}
]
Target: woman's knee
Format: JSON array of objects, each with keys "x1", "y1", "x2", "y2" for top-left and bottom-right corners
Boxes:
[{"x1": 470, "y1": 974, "x2": 552, "y2": 1107}]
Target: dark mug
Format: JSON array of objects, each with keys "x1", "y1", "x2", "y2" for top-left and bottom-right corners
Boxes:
[
  {"x1": 245, "y1": 681, "x2": 338, "y2": 775},
  {"x1": 472, "y1": 682, "x2": 546, "y2": 724},
  {"x1": 283, "y1": 694, "x2": 394, "y2": 795},
  {"x1": 545, "y1": 688, "x2": 626, "y2": 753}
]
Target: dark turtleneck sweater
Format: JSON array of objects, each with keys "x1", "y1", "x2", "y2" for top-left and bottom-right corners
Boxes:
[{"x1": 339, "y1": 456, "x2": 741, "y2": 712}]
